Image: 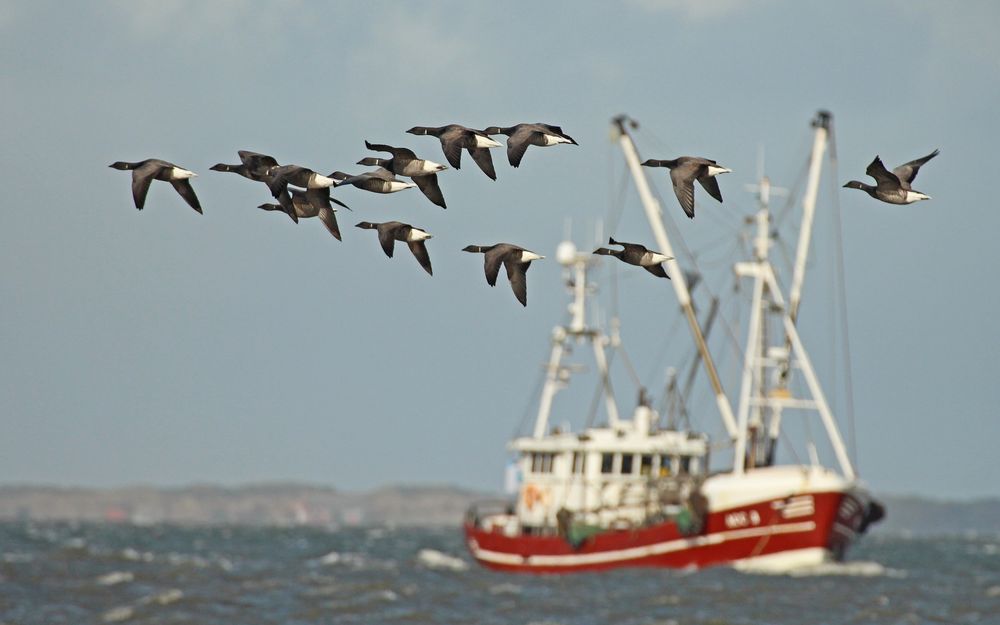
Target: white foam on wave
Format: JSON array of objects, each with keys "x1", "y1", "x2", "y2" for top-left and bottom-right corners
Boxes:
[
  {"x1": 489, "y1": 583, "x2": 523, "y2": 595},
  {"x1": 102, "y1": 605, "x2": 134, "y2": 623},
  {"x1": 120, "y1": 548, "x2": 154, "y2": 562},
  {"x1": 415, "y1": 548, "x2": 469, "y2": 571},
  {"x1": 744, "y1": 560, "x2": 905, "y2": 578},
  {"x1": 313, "y1": 550, "x2": 367, "y2": 567},
  {"x1": 139, "y1": 588, "x2": 184, "y2": 606},
  {"x1": 97, "y1": 571, "x2": 134, "y2": 586},
  {"x1": 63, "y1": 537, "x2": 87, "y2": 550},
  {"x1": 166, "y1": 552, "x2": 211, "y2": 568},
  {"x1": 2, "y1": 552, "x2": 34, "y2": 563}
]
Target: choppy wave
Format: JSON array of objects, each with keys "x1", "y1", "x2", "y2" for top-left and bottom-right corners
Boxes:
[
  {"x1": 415, "y1": 548, "x2": 469, "y2": 571},
  {"x1": 137, "y1": 589, "x2": 184, "y2": 606},
  {"x1": 489, "y1": 582, "x2": 523, "y2": 595},
  {"x1": 96, "y1": 571, "x2": 134, "y2": 586},
  {"x1": 101, "y1": 605, "x2": 134, "y2": 623},
  {"x1": 742, "y1": 560, "x2": 905, "y2": 578},
  {"x1": 2, "y1": 552, "x2": 34, "y2": 563},
  {"x1": 312, "y1": 550, "x2": 367, "y2": 567},
  {"x1": 310, "y1": 549, "x2": 397, "y2": 570},
  {"x1": 120, "y1": 547, "x2": 155, "y2": 562},
  {"x1": 1, "y1": 522, "x2": 989, "y2": 625}
]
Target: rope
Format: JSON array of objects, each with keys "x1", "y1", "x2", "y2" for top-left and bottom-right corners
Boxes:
[
  {"x1": 513, "y1": 370, "x2": 547, "y2": 439},
  {"x1": 826, "y1": 123, "x2": 859, "y2": 471}
]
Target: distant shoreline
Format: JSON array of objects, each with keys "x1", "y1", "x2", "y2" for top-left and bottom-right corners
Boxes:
[{"x1": 1, "y1": 483, "x2": 998, "y2": 535}]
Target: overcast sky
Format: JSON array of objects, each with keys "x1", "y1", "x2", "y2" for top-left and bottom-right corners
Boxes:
[{"x1": 2, "y1": 1, "x2": 998, "y2": 499}]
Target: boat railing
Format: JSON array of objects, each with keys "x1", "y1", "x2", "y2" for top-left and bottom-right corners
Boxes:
[{"x1": 464, "y1": 499, "x2": 517, "y2": 530}]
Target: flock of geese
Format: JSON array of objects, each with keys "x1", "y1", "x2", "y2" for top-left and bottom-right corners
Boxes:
[{"x1": 110, "y1": 122, "x2": 938, "y2": 307}]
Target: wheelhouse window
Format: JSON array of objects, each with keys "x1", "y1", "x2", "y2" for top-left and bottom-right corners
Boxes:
[
  {"x1": 621, "y1": 453, "x2": 634, "y2": 475},
  {"x1": 679, "y1": 455, "x2": 691, "y2": 475},
  {"x1": 640, "y1": 454, "x2": 653, "y2": 476},
  {"x1": 658, "y1": 454, "x2": 672, "y2": 477},
  {"x1": 529, "y1": 452, "x2": 556, "y2": 474},
  {"x1": 600, "y1": 452, "x2": 614, "y2": 474}
]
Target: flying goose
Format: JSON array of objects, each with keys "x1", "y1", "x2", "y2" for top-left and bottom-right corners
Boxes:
[
  {"x1": 212, "y1": 151, "x2": 349, "y2": 221},
  {"x1": 358, "y1": 141, "x2": 447, "y2": 208},
  {"x1": 641, "y1": 157, "x2": 731, "y2": 219},
  {"x1": 209, "y1": 150, "x2": 279, "y2": 182},
  {"x1": 355, "y1": 221, "x2": 434, "y2": 276},
  {"x1": 258, "y1": 188, "x2": 346, "y2": 240},
  {"x1": 462, "y1": 243, "x2": 544, "y2": 307},
  {"x1": 843, "y1": 150, "x2": 938, "y2": 204},
  {"x1": 332, "y1": 167, "x2": 417, "y2": 194},
  {"x1": 483, "y1": 123, "x2": 578, "y2": 168},
  {"x1": 406, "y1": 124, "x2": 501, "y2": 180},
  {"x1": 109, "y1": 159, "x2": 202, "y2": 213},
  {"x1": 593, "y1": 237, "x2": 673, "y2": 278}
]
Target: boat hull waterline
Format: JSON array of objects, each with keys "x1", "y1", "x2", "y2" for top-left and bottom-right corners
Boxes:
[{"x1": 465, "y1": 489, "x2": 871, "y2": 574}]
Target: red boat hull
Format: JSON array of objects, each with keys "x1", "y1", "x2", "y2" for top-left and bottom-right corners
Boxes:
[{"x1": 465, "y1": 490, "x2": 869, "y2": 573}]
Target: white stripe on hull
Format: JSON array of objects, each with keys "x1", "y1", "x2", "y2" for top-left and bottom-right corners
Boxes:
[{"x1": 469, "y1": 521, "x2": 817, "y2": 568}]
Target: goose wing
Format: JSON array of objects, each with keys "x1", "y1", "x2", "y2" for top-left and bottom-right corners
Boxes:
[
  {"x1": 669, "y1": 165, "x2": 698, "y2": 218},
  {"x1": 303, "y1": 187, "x2": 332, "y2": 211},
  {"x1": 365, "y1": 141, "x2": 417, "y2": 161},
  {"x1": 170, "y1": 179, "x2": 203, "y2": 213},
  {"x1": 865, "y1": 156, "x2": 902, "y2": 188},
  {"x1": 438, "y1": 133, "x2": 464, "y2": 169},
  {"x1": 376, "y1": 224, "x2": 398, "y2": 258},
  {"x1": 317, "y1": 206, "x2": 341, "y2": 240},
  {"x1": 696, "y1": 174, "x2": 724, "y2": 203},
  {"x1": 506, "y1": 126, "x2": 543, "y2": 168},
  {"x1": 468, "y1": 147, "x2": 497, "y2": 180},
  {"x1": 407, "y1": 240, "x2": 433, "y2": 276},
  {"x1": 643, "y1": 263, "x2": 670, "y2": 279},
  {"x1": 483, "y1": 246, "x2": 506, "y2": 287},
  {"x1": 504, "y1": 259, "x2": 531, "y2": 307},
  {"x1": 268, "y1": 182, "x2": 298, "y2": 222},
  {"x1": 505, "y1": 130, "x2": 539, "y2": 168},
  {"x1": 336, "y1": 168, "x2": 393, "y2": 191},
  {"x1": 892, "y1": 149, "x2": 939, "y2": 188},
  {"x1": 540, "y1": 124, "x2": 577, "y2": 144},
  {"x1": 266, "y1": 165, "x2": 297, "y2": 197},
  {"x1": 412, "y1": 174, "x2": 447, "y2": 209},
  {"x1": 129, "y1": 161, "x2": 163, "y2": 210},
  {"x1": 238, "y1": 151, "x2": 279, "y2": 177}
]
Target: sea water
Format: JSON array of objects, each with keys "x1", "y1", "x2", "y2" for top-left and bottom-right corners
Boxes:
[{"x1": 1, "y1": 521, "x2": 998, "y2": 625}]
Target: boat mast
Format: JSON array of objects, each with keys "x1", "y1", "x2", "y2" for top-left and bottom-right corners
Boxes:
[
  {"x1": 611, "y1": 116, "x2": 739, "y2": 440},
  {"x1": 532, "y1": 241, "x2": 620, "y2": 438},
  {"x1": 732, "y1": 111, "x2": 855, "y2": 479},
  {"x1": 788, "y1": 111, "x2": 831, "y2": 326}
]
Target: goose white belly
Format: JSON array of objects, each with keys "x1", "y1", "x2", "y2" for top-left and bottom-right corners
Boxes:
[
  {"x1": 387, "y1": 181, "x2": 417, "y2": 193},
  {"x1": 541, "y1": 134, "x2": 572, "y2": 146},
  {"x1": 474, "y1": 135, "x2": 502, "y2": 148},
  {"x1": 170, "y1": 167, "x2": 196, "y2": 180},
  {"x1": 307, "y1": 173, "x2": 335, "y2": 188},
  {"x1": 406, "y1": 228, "x2": 432, "y2": 242}
]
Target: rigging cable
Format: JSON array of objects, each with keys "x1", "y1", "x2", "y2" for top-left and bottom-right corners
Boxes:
[
  {"x1": 826, "y1": 120, "x2": 859, "y2": 471},
  {"x1": 513, "y1": 367, "x2": 547, "y2": 439}
]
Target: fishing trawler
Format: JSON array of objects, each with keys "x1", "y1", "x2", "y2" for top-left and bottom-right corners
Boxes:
[{"x1": 463, "y1": 112, "x2": 884, "y2": 573}]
